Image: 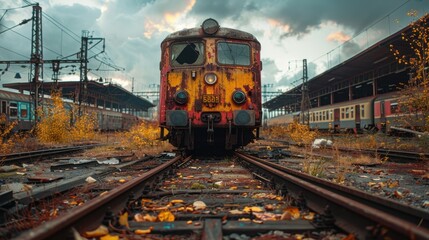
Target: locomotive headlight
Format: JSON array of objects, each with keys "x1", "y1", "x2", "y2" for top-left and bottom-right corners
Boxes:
[
  {"x1": 204, "y1": 73, "x2": 217, "y2": 85},
  {"x1": 232, "y1": 90, "x2": 246, "y2": 104},
  {"x1": 174, "y1": 90, "x2": 189, "y2": 105},
  {"x1": 202, "y1": 18, "x2": 219, "y2": 35}
]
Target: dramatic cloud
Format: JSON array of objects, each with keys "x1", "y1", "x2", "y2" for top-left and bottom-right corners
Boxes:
[
  {"x1": 327, "y1": 31, "x2": 351, "y2": 43},
  {"x1": 1, "y1": 0, "x2": 428, "y2": 96}
]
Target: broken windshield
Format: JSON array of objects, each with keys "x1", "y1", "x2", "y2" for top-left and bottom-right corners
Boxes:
[
  {"x1": 171, "y1": 42, "x2": 204, "y2": 67},
  {"x1": 217, "y1": 42, "x2": 250, "y2": 66}
]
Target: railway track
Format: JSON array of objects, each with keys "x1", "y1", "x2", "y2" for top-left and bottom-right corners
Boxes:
[
  {"x1": 236, "y1": 151, "x2": 429, "y2": 240},
  {"x1": 0, "y1": 144, "x2": 102, "y2": 165},
  {"x1": 266, "y1": 138, "x2": 429, "y2": 161},
  {"x1": 8, "y1": 150, "x2": 428, "y2": 239}
]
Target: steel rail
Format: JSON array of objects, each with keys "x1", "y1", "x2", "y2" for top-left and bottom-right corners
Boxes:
[
  {"x1": 237, "y1": 151, "x2": 429, "y2": 228},
  {"x1": 14, "y1": 155, "x2": 189, "y2": 240},
  {"x1": 0, "y1": 144, "x2": 102, "y2": 164},
  {"x1": 235, "y1": 152, "x2": 429, "y2": 240}
]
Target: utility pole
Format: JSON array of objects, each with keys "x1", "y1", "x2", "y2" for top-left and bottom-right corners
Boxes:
[
  {"x1": 30, "y1": 3, "x2": 43, "y2": 128},
  {"x1": 78, "y1": 31, "x2": 105, "y2": 116},
  {"x1": 300, "y1": 59, "x2": 310, "y2": 125}
]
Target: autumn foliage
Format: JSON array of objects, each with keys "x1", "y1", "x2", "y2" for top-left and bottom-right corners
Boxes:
[
  {"x1": 390, "y1": 12, "x2": 429, "y2": 131},
  {"x1": 122, "y1": 120, "x2": 161, "y2": 148},
  {"x1": 264, "y1": 121, "x2": 317, "y2": 145},
  {"x1": 0, "y1": 114, "x2": 18, "y2": 154},
  {"x1": 36, "y1": 90, "x2": 97, "y2": 143}
]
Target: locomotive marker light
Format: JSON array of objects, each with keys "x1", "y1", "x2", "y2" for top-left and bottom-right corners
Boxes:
[
  {"x1": 202, "y1": 18, "x2": 219, "y2": 35},
  {"x1": 232, "y1": 90, "x2": 246, "y2": 104},
  {"x1": 204, "y1": 73, "x2": 217, "y2": 85},
  {"x1": 174, "y1": 90, "x2": 189, "y2": 105}
]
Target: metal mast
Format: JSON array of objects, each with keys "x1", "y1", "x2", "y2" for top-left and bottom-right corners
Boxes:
[
  {"x1": 30, "y1": 3, "x2": 43, "y2": 127},
  {"x1": 300, "y1": 59, "x2": 310, "y2": 125}
]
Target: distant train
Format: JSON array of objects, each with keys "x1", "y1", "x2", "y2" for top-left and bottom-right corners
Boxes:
[
  {"x1": 0, "y1": 89, "x2": 140, "y2": 131},
  {"x1": 158, "y1": 18, "x2": 262, "y2": 151},
  {"x1": 267, "y1": 92, "x2": 416, "y2": 133}
]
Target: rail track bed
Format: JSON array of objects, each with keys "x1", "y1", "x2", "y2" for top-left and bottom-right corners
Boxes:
[{"x1": 2, "y1": 145, "x2": 428, "y2": 240}]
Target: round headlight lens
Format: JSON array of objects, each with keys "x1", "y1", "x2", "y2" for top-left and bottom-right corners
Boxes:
[
  {"x1": 174, "y1": 90, "x2": 188, "y2": 105},
  {"x1": 232, "y1": 90, "x2": 246, "y2": 104},
  {"x1": 204, "y1": 73, "x2": 217, "y2": 85},
  {"x1": 202, "y1": 18, "x2": 219, "y2": 35}
]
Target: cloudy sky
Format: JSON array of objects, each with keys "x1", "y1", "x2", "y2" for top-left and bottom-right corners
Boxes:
[{"x1": 1, "y1": 0, "x2": 428, "y2": 101}]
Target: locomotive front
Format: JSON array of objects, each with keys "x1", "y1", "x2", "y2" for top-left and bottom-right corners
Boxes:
[{"x1": 159, "y1": 19, "x2": 262, "y2": 151}]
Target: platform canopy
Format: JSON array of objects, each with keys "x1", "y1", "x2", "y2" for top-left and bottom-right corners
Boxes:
[
  {"x1": 263, "y1": 16, "x2": 423, "y2": 111},
  {"x1": 3, "y1": 80, "x2": 155, "y2": 112}
]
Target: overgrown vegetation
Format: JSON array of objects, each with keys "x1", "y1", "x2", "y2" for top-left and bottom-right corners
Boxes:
[
  {"x1": 121, "y1": 120, "x2": 162, "y2": 149},
  {"x1": 0, "y1": 114, "x2": 18, "y2": 155},
  {"x1": 264, "y1": 121, "x2": 318, "y2": 145},
  {"x1": 36, "y1": 90, "x2": 97, "y2": 144},
  {"x1": 390, "y1": 12, "x2": 429, "y2": 132}
]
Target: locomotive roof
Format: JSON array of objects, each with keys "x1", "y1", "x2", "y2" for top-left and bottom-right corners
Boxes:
[{"x1": 162, "y1": 27, "x2": 259, "y2": 43}]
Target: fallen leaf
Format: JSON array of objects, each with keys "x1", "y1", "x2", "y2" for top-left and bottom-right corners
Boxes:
[
  {"x1": 243, "y1": 206, "x2": 263, "y2": 213},
  {"x1": 284, "y1": 207, "x2": 300, "y2": 219},
  {"x1": 158, "y1": 211, "x2": 175, "y2": 222},
  {"x1": 119, "y1": 212, "x2": 129, "y2": 228},
  {"x1": 229, "y1": 186, "x2": 238, "y2": 190},
  {"x1": 85, "y1": 176, "x2": 97, "y2": 183},
  {"x1": 134, "y1": 213, "x2": 144, "y2": 222},
  {"x1": 118, "y1": 179, "x2": 126, "y2": 183},
  {"x1": 170, "y1": 199, "x2": 184, "y2": 204},
  {"x1": 252, "y1": 219, "x2": 263, "y2": 224},
  {"x1": 302, "y1": 212, "x2": 315, "y2": 220},
  {"x1": 229, "y1": 209, "x2": 243, "y2": 215},
  {"x1": 280, "y1": 211, "x2": 291, "y2": 220},
  {"x1": 264, "y1": 204, "x2": 274, "y2": 211},
  {"x1": 393, "y1": 190, "x2": 403, "y2": 199},
  {"x1": 83, "y1": 225, "x2": 109, "y2": 238},
  {"x1": 193, "y1": 201, "x2": 207, "y2": 210},
  {"x1": 367, "y1": 182, "x2": 377, "y2": 187},
  {"x1": 99, "y1": 191, "x2": 109, "y2": 197},
  {"x1": 238, "y1": 218, "x2": 251, "y2": 221},
  {"x1": 186, "y1": 220, "x2": 193, "y2": 224},
  {"x1": 134, "y1": 227, "x2": 153, "y2": 235},
  {"x1": 100, "y1": 234, "x2": 119, "y2": 240},
  {"x1": 388, "y1": 180, "x2": 399, "y2": 188}
]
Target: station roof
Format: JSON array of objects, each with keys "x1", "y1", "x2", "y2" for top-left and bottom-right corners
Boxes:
[
  {"x1": 263, "y1": 17, "x2": 419, "y2": 111},
  {"x1": 3, "y1": 80, "x2": 155, "y2": 111}
]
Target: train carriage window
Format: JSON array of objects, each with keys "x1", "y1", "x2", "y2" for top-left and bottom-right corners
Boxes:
[
  {"x1": 217, "y1": 42, "x2": 250, "y2": 66},
  {"x1": 345, "y1": 107, "x2": 349, "y2": 119},
  {"x1": 10, "y1": 102, "x2": 18, "y2": 117},
  {"x1": 361, "y1": 104, "x2": 365, "y2": 118},
  {"x1": 391, "y1": 102, "x2": 399, "y2": 113},
  {"x1": 20, "y1": 103, "x2": 28, "y2": 118},
  {"x1": 329, "y1": 110, "x2": 333, "y2": 120},
  {"x1": 171, "y1": 42, "x2": 204, "y2": 66},
  {"x1": 341, "y1": 108, "x2": 345, "y2": 119},
  {"x1": 350, "y1": 106, "x2": 354, "y2": 118}
]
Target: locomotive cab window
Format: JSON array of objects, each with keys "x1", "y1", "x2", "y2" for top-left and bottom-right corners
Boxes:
[
  {"x1": 171, "y1": 42, "x2": 204, "y2": 66},
  {"x1": 217, "y1": 42, "x2": 250, "y2": 66}
]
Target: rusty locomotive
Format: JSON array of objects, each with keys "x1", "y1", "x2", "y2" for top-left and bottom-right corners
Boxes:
[{"x1": 159, "y1": 19, "x2": 262, "y2": 151}]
